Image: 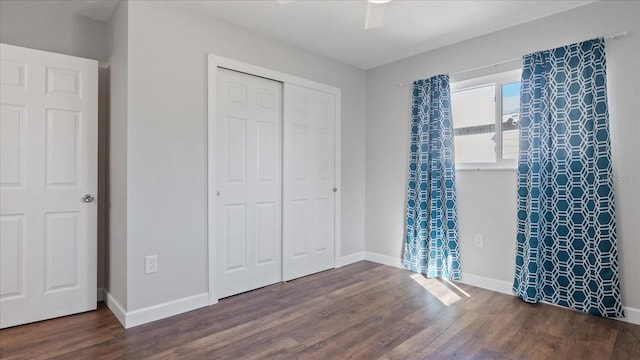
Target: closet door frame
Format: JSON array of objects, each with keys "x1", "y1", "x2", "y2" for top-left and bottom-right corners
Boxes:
[{"x1": 207, "y1": 55, "x2": 341, "y2": 305}]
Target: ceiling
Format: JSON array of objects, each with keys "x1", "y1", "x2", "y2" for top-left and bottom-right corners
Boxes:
[{"x1": 67, "y1": 0, "x2": 594, "y2": 70}]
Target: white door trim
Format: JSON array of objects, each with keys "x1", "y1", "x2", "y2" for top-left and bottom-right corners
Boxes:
[{"x1": 207, "y1": 54, "x2": 341, "y2": 305}]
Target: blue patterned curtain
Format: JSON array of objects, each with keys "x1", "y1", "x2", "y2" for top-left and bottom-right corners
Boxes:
[
  {"x1": 514, "y1": 39, "x2": 623, "y2": 317},
  {"x1": 403, "y1": 74, "x2": 460, "y2": 280}
]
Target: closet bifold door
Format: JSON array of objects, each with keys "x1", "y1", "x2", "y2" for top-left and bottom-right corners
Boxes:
[
  {"x1": 282, "y1": 83, "x2": 336, "y2": 281},
  {"x1": 215, "y1": 69, "x2": 282, "y2": 299}
]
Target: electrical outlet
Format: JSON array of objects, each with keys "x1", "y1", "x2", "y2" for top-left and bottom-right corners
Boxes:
[
  {"x1": 474, "y1": 234, "x2": 484, "y2": 248},
  {"x1": 145, "y1": 255, "x2": 158, "y2": 274}
]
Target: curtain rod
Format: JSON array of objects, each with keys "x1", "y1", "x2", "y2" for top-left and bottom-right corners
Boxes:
[{"x1": 397, "y1": 30, "x2": 630, "y2": 87}]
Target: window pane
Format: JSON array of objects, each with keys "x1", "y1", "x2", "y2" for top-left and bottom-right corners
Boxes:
[
  {"x1": 454, "y1": 133, "x2": 496, "y2": 163},
  {"x1": 451, "y1": 84, "x2": 496, "y2": 163},
  {"x1": 502, "y1": 82, "x2": 521, "y2": 160},
  {"x1": 451, "y1": 85, "x2": 495, "y2": 128}
]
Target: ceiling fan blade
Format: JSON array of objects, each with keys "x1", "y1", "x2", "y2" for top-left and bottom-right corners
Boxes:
[
  {"x1": 365, "y1": 2, "x2": 388, "y2": 30},
  {"x1": 276, "y1": 0, "x2": 295, "y2": 4}
]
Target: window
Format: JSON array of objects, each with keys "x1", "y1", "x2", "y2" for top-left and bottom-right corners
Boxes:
[{"x1": 450, "y1": 70, "x2": 521, "y2": 168}]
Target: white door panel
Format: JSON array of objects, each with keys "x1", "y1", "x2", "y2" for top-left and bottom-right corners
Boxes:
[
  {"x1": 0, "y1": 44, "x2": 97, "y2": 328},
  {"x1": 216, "y1": 69, "x2": 282, "y2": 298},
  {"x1": 283, "y1": 84, "x2": 335, "y2": 281}
]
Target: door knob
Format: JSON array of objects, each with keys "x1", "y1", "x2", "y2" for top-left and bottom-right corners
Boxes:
[{"x1": 82, "y1": 194, "x2": 95, "y2": 203}]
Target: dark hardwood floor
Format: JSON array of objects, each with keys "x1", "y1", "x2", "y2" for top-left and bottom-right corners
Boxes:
[{"x1": 1, "y1": 261, "x2": 639, "y2": 359}]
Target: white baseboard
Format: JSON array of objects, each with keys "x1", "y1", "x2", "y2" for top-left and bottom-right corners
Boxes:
[
  {"x1": 621, "y1": 306, "x2": 640, "y2": 325},
  {"x1": 337, "y1": 252, "x2": 364, "y2": 267},
  {"x1": 363, "y1": 251, "x2": 640, "y2": 326},
  {"x1": 104, "y1": 290, "x2": 127, "y2": 327},
  {"x1": 125, "y1": 293, "x2": 208, "y2": 328},
  {"x1": 362, "y1": 252, "x2": 514, "y2": 296},
  {"x1": 96, "y1": 287, "x2": 104, "y2": 302},
  {"x1": 364, "y1": 251, "x2": 403, "y2": 269},
  {"x1": 456, "y1": 272, "x2": 513, "y2": 296},
  {"x1": 103, "y1": 290, "x2": 208, "y2": 328}
]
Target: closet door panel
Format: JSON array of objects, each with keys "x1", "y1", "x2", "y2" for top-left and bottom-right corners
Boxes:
[
  {"x1": 283, "y1": 84, "x2": 336, "y2": 281},
  {"x1": 216, "y1": 69, "x2": 281, "y2": 298}
]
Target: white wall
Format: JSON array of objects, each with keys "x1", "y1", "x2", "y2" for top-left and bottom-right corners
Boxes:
[
  {"x1": 104, "y1": 0, "x2": 129, "y2": 310},
  {"x1": 0, "y1": 0, "x2": 107, "y2": 61},
  {"x1": 365, "y1": 0, "x2": 640, "y2": 312},
  {"x1": 124, "y1": 1, "x2": 366, "y2": 311}
]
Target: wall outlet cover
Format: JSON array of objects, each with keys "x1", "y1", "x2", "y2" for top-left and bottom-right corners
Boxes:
[
  {"x1": 145, "y1": 255, "x2": 158, "y2": 274},
  {"x1": 474, "y1": 234, "x2": 484, "y2": 248}
]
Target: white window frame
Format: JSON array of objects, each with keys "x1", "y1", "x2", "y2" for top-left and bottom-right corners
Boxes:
[{"x1": 450, "y1": 69, "x2": 521, "y2": 170}]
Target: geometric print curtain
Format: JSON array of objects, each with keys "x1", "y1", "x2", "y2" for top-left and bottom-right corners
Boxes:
[
  {"x1": 513, "y1": 38, "x2": 624, "y2": 317},
  {"x1": 403, "y1": 74, "x2": 461, "y2": 280}
]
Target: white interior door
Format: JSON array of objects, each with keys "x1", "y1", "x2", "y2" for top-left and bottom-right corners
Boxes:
[
  {"x1": 0, "y1": 44, "x2": 98, "y2": 328},
  {"x1": 215, "y1": 69, "x2": 282, "y2": 298},
  {"x1": 283, "y1": 84, "x2": 336, "y2": 281}
]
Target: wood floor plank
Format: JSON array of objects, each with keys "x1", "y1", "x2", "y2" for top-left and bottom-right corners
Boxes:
[
  {"x1": 1, "y1": 261, "x2": 638, "y2": 359},
  {"x1": 145, "y1": 269, "x2": 405, "y2": 359},
  {"x1": 611, "y1": 322, "x2": 640, "y2": 359}
]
